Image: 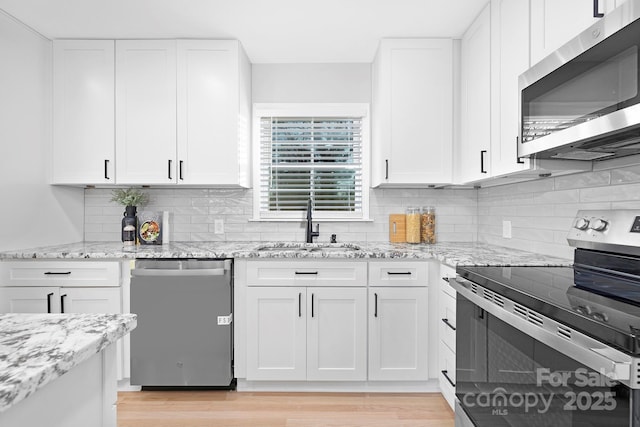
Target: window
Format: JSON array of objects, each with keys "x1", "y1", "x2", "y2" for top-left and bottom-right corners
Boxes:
[{"x1": 253, "y1": 104, "x2": 370, "y2": 221}]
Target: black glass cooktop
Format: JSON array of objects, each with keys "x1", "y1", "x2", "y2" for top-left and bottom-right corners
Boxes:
[{"x1": 456, "y1": 262, "x2": 640, "y2": 355}]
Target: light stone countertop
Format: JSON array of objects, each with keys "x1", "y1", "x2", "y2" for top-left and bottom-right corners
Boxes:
[
  {"x1": 0, "y1": 241, "x2": 572, "y2": 267},
  {"x1": 0, "y1": 313, "x2": 137, "y2": 413}
]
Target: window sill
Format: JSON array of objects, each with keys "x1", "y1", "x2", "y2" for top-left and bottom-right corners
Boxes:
[{"x1": 249, "y1": 217, "x2": 373, "y2": 222}]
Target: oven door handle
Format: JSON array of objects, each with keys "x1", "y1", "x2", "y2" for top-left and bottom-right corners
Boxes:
[{"x1": 589, "y1": 347, "x2": 632, "y2": 381}]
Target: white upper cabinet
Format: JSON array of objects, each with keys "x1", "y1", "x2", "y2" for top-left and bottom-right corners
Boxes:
[
  {"x1": 490, "y1": 0, "x2": 531, "y2": 177},
  {"x1": 115, "y1": 40, "x2": 177, "y2": 185},
  {"x1": 457, "y1": 4, "x2": 492, "y2": 184},
  {"x1": 371, "y1": 39, "x2": 453, "y2": 186},
  {"x1": 177, "y1": 40, "x2": 251, "y2": 186},
  {"x1": 530, "y1": 0, "x2": 617, "y2": 66},
  {"x1": 52, "y1": 40, "x2": 115, "y2": 184}
]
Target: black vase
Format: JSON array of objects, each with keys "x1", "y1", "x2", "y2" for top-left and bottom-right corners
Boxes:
[{"x1": 121, "y1": 206, "x2": 138, "y2": 244}]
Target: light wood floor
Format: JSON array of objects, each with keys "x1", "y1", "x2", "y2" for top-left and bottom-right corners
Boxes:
[{"x1": 117, "y1": 391, "x2": 454, "y2": 427}]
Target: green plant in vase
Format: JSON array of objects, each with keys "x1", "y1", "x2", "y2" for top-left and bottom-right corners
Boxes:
[{"x1": 111, "y1": 188, "x2": 149, "y2": 245}]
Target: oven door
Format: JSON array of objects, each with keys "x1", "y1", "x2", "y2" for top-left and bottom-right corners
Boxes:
[{"x1": 455, "y1": 292, "x2": 635, "y2": 427}]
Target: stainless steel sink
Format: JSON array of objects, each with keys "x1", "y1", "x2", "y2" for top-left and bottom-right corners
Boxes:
[{"x1": 254, "y1": 243, "x2": 362, "y2": 252}]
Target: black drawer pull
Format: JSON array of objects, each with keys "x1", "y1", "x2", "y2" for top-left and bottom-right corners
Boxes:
[
  {"x1": 44, "y1": 271, "x2": 71, "y2": 275},
  {"x1": 298, "y1": 292, "x2": 302, "y2": 317},
  {"x1": 385, "y1": 159, "x2": 389, "y2": 180},
  {"x1": 168, "y1": 159, "x2": 173, "y2": 180},
  {"x1": 295, "y1": 271, "x2": 318, "y2": 275},
  {"x1": 441, "y1": 277, "x2": 450, "y2": 282},
  {"x1": 442, "y1": 318, "x2": 456, "y2": 331},
  {"x1": 441, "y1": 370, "x2": 456, "y2": 387},
  {"x1": 179, "y1": 160, "x2": 184, "y2": 180},
  {"x1": 46, "y1": 292, "x2": 54, "y2": 313},
  {"x1": 104, "y1": 159, "x2": 110, "y2": 180},
  {"x1": 61, "y1": 294, "x2": 67, "y2": 313},
  {"x1": 311, "y1": 293, "x2": 315, "y2": 317},
  {"x1": 374, "y1": 293, "x2": 378, "y2": 317},
  {"x1": 387, "y1": 271, "x2": 412, "y2": 275}
]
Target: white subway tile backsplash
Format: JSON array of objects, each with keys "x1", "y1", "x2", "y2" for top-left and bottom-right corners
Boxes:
[{"x1": 83, "y1": 168, "x2": 639, "y2": 255}]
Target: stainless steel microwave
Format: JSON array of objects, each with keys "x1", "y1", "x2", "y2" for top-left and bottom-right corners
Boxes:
[{"x1": 518, "y1": 0, "x2": 640, "y2": 161}]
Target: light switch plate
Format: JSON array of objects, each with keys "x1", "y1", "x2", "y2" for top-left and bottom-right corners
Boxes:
[
  {"x1": 502, "y1": 220, "x2": 512, "y2": 239},
  {"x1": 214, "y1": 219, "x2": 224, "y2": 234}
]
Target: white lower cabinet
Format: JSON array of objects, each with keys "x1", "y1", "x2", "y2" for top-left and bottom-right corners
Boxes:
[
  {"x1": 0, "y1": 260, "x2": 125, "y2": 380},
  {"x1": 246, "y1": 287, "x2": 306, "y2": 380},
  {"x1": 368, "y1": 287, "x2": 428, "y2": 381},
  {"x1": 0, "y1": 286, "x2": 120, "y2": 314},
  {"x1": 439, "y1": 264, "x2": 457, "y2": 410},
  {"x1": 246, "y1": 286, "x2": 367, "y2": 381}
]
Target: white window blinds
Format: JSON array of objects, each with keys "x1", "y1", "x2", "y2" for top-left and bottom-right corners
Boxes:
[{"x1": 257, "y1": 115, "x2": 365, "y2": 219}]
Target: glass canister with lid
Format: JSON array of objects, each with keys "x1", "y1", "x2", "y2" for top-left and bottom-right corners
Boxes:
[
  {"x1": 421, "y1": 206, "x2": 436, "y2": 244},
  {"x1": 405, "y1": 207, "x2": 421, "y2": 243}
]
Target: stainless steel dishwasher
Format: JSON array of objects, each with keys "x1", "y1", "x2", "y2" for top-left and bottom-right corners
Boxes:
[{"x1": 130, "y1": 259, "x2": 233, "y2": 388}]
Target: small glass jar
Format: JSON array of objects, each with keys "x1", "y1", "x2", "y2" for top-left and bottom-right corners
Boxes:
[
  {"x1": 420, "y1": 206, "x2": 436, "y2": 244},
  {"x1": 405, "y1": 207, "x2": 421, "y2": 243}
]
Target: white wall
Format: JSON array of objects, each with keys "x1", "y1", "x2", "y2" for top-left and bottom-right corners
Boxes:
[
  {"x1": 252, "y1": 63, "x2": 371, "y2": 103},
  {"x1": 0, "y1": 11, "x2": 84, "y2": 251}
]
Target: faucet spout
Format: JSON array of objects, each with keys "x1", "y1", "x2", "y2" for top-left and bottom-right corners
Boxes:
[{"x1": 305, "y1": 199, "x2": 319, "y2": 243}]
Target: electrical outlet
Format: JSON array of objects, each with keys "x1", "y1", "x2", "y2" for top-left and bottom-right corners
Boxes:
[
  {"x1": 214, "y1": 219, "x2": 224, "y2": 234},
  {"x1": 502, "y1": 220, "x2": 512, "y2": 239}
]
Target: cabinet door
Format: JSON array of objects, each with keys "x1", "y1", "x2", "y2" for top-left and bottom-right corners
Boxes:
[
  {"x1": 246, "y1": 287, "x2": 307, "y2": 380},
  {"x1": 368, "y1": 287, "x2": 428, "y2": 381},
  {"x1": 530, "y1": 0, "x2": 616, "y2": 65},
  {"x1": 0, "y1": 287, "x2": 60, "y2": 313},
  {"x1": 458, "y1": 4, "x2": 492, "y2": 184},
  {"x1": 60, "y1": 287, "x2": 121, "y2": 314},
  {"x1": 177, "y1": 40, "x2": 246, "y2": 186},
  {"x1": 307, "y1": 287, "x2": 367, "y2": 381},
  {"x1": 372, "y1": 39, "x2": 453, "y2": 186},
  {"x1": 52, "y1": 40, "x2": 115, "y2": 185},
  {"x1": 115, "y1": 40, "x2": 177, "y2": 184},
  {"x1": 490, "y1": 0, "x2": 531, "y2": 177}
]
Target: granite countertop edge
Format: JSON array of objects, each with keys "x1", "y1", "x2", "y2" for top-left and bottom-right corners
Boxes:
[
  {"x1": 0, "y1": 241, "x2": 572, "y2": 267},
  {"x1": 0, "y1": 313, "x2": 137, "y2": 413}
]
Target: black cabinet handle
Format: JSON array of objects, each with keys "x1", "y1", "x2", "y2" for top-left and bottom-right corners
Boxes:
[
  {"x1": 374, "y1": 293, "x2": 378, "y2": 318},
  {"x1": 104, "y1": 159, "x2": 110, "y2": 180},
  {"x1": 295, "y1": 271, "x2": 318, "y2": 275},
  {"x1": 298, "y1": 292, "x2": 302, "y2": 317},
  {"x1": 44, "y1": 271, "x2": 71, "y2": 275},
  {"x1": 480, "y1": 150, "x2": 487, "y2": 174},
  {"x1": 516, "y1": 137, "x2": 524, "y2": 164},
  {"x1": 179, "y1": 160, "x2": 184, "y2": 180},
  {"x1": 385, "y1": 159, "x2": 389, "y2": 180},
  {"x1": 441, "y1": 370, "x2": 456, "y2": 387},
  {"x1": 593, "y1": 0, "x2": 604, "y2": 17},
  {"x1": 441, "y1": 277, "x2": 450, "y2": 282},
  {"x1": 60, "y1": 294, "x2": 67, "y2": 313},
  {"x1": 46, "y1": 292, "x2": 54, "y2": 313},
  {"x1": 311, "y1": 293, "x2": 315, "y2": 318},
  {"x1": 168, "y1": 159, "x2": 173, "y2": 180},
  {"x1": 387, "y1": 271, "x2": 412, "y2": 275},
  {"x1": 442, "y1": 318, "x2": 456, "y2": 331}
]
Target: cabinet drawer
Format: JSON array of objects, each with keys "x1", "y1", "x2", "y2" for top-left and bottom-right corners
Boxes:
[
  {"x1": 440, "y1": 291, "x2": 456, "y2": 352},
  {"x1": 0, "y1": 261, "x2": 120, "y2": 287},
  {"x1": 246, "y1": 260, "x2": 366, "y2": 287},
  {"x1": 439, "y1": 342, "x2": 456, "y2": 410},
  {"x1": 439, "y1": 263, "x2": 457, "y2": 298},
  {"x1": 368, "y1": 261, "x2": 428, "y2": 287}
]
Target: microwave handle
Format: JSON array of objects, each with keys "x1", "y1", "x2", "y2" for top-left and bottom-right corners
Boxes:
[{"x1": 516, "y1": 136, "x2": 524, "y2": 164}]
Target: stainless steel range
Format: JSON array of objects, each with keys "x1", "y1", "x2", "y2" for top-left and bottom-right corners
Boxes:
[{"x1": 451, "y1": 210, "x2": 640, "y2": 427}]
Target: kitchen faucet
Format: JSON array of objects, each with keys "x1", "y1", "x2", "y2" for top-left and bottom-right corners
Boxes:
[{"x1": 306, "y1": 199, "x2": 320, "y2": 243}]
